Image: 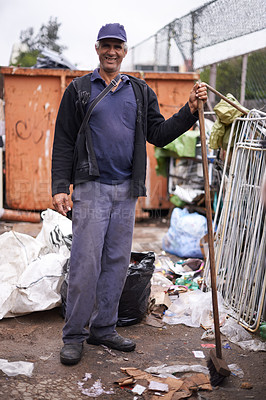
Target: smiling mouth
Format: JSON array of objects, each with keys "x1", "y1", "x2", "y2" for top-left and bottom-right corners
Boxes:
[{"x1": 105, "y1": 56, "x2": 117, "y2": 61}]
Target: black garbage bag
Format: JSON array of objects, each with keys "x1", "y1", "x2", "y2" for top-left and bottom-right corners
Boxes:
[
  {"x1": 117, "y1": 251, "x2": 155, "y2": 327},
  {"x1": 60, "y1": 251, "x2": 155, "y2": 324}
]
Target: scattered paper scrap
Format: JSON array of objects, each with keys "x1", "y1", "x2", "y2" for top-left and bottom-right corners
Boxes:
[
  {"x1": 192, "y1": 351, "x2": 205, "y2": 358},
  {"x1": 229, "y1": 363, "x2": 244, "y2": 378},
  {"x1": 39, "y1": 353, "x2": 53, "y2": 361},
  {"x1": 132, "y1": 384, "x2": 146, "y2": 395},
  {"x1": 78, "y1": 377, "x2": 114, "y2": 397},
  {"x1": 83, "y1": 373, "x2": 92, "y2": 381},
  {"x1": 149, "y1": 381, "x2": 169, "y2": 392}
]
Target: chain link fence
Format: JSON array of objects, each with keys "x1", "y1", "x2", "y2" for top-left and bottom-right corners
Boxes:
[
  {"x1": 200, "y1": 48, "x2": 266, "y2": 111},
  {"x1": 126, "y1": 0, "x2": 266, "y2": 110},
  {"x1": 128, "y1": 0, "x2": 266, "y2": 71}
]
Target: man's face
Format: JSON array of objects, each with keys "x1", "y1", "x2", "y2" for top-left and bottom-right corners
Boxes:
[{"x1": 96, "y1": 39, "x2": 127, "y2": 74}]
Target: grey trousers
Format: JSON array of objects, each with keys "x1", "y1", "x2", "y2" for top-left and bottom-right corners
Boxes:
[{"x1": 63, "y1": 180, "x2": 137, "y2": 344}]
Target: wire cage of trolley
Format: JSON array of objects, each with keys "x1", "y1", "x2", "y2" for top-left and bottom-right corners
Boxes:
[{"x1": 202, "y1": 109, "x2": 266, "y2": 332}]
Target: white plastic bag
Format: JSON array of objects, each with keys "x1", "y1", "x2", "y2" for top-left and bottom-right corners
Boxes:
[
  {"x1": 36, "y1": 208, "x2": 72, "y2": 255},
  {"x1": 0, "y1": 226, "x2": 68, "y2": 319},
  {"x1": 0, "y1": 359, "x2": 34, "y2": 377},
  {"x1": 163, "y1": 290, "x2": 228, "y2": 328},
  {"x1": 220, "y1": 317, "x2": 266, "y2": 352},
  {"x1": 162, "y1": 208, "x2": 208, "y2": 258},
  {"x1": 0, "y1": 231, "x2": 45, "y2": 319},
  {"x1": 9, "y1": 253, "x2": 66, "y2": 316}
]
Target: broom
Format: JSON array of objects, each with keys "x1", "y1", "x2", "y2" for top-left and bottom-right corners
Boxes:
[{"x1": 198, "y1": 96, "x2": 231, "y2": 386}]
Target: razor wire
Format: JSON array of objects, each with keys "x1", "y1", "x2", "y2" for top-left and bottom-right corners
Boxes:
[{"x1": 202, "y1": 110, "x2": 266, "y2": 331}]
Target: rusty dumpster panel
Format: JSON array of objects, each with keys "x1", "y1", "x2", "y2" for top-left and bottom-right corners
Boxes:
[
  {"x1": 1, "y1": 67, "x2": 198, "y2": 211},
  {"x1": 139, "y1": 72, "x2": 199, "y2": 210},
  {"x1": 2, "y1": 68, "x2": 81, "y2": 210}
]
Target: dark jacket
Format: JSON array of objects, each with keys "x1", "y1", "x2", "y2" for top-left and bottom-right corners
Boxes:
[{"x1": 52, "y1": 73, "x2": 198, "y2": 197}]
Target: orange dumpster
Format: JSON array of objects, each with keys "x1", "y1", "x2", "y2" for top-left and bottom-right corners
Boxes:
[{"x1": 0, "y1": 67, "x2": 199, "y2": 213}]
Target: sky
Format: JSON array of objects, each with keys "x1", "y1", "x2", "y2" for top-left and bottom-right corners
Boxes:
[{"x1": 0, "y1": 0, "x2": 208, "y2": 70}]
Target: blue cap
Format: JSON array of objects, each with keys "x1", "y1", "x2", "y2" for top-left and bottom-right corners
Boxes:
[{"x1": 97, "y1": 23, "x2": 127, "y2": 42}]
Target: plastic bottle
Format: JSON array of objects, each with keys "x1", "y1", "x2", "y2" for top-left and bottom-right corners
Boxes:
[
  {"x1": 259, "y1": 322, "x2": 266, "y2": 340},
  {"x1": 175, "y1": 276, "x2": 199, "y2": 290}
]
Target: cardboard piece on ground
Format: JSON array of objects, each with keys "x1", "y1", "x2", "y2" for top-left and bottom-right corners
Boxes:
[
  {"x1": 115, "y1": 376, "x2": 135, "y2": 386},
  {"x1": 119, "y1": 367, "x2": 212, "y2": 399},
  {"x1": 151, "y1": 377, "x2": 186, "y2": 400},
  {"x1": 155, "y1": 375, "x2": 212, "y2": 400},
  {"x1": 150, "y1": 286, "x2": 172, "y2": 308},
  {"x1": 143, "y1": 314, "x2": 164, "y2": 328},
  {"x1": 183, "y1": 373, "x2": 212, "y2": 391},
  {"x1": 120, "y1": 367, "x2": 154, "y2": 381},
  {"x1": 145, "y1": 286, "x2": 171, "y2": 327}
]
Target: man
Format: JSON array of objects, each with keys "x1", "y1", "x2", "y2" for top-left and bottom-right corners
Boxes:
[{"x1": 52, "y1": 23, "x2": 207, "y2": 365}]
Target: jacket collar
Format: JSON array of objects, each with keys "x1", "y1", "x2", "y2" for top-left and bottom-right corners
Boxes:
[{"x1": 91, "y1": 68, "x2": 129, "y2": 84}]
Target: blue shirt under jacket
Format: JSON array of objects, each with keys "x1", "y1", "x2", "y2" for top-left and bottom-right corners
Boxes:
[{"x1": 88, "y1": 68, "x2": 137, "y2": 184}]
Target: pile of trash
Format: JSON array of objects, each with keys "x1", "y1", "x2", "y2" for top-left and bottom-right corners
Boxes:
[
  {"x1": 0, "y1": 208, "x2": 265, "y2": 355},
  {"x1": 146, "y1": 252, "x2": 266, "y2": 352},
  {"x1": 0, "y1": 209, "x2": 155, "y2": 327},
  {"x1": 0, "y1": 209, "x2": 71, "y2": 319}
]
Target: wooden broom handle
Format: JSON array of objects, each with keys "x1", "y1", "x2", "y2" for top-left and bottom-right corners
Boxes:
[
  {"x1": 198, "y1": 99, "x2": 222, "y2": 359},
  {"x1": 204, "y1": 83, "x2": 248, "y2": 115}
]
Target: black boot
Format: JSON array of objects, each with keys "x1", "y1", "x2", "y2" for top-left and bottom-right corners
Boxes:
[
  {"x1": 87, "y1": 332, "x2": 136, "y2": 352},
  {"x1": 60, "y1": 342, "x2": 83, "y2": 365}
]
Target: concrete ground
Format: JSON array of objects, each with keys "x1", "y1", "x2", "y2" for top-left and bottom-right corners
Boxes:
[{"x1": 0, "y1": 218, "x2": 265, "y2": 399}]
